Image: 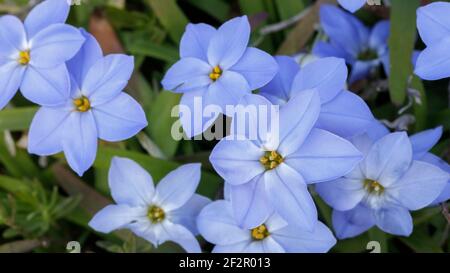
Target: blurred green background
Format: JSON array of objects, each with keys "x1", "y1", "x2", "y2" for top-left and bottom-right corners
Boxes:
[{"x1": 0, "y1": 0, "x2": 448, "y2": 253}]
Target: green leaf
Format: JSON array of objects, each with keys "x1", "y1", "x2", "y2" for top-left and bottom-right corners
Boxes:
[
  {"x1": 147, "y1": 0, "x2": 188, "y2": 44},
  {"x1": 411, "y1": 76, "x2": 428, "y2": 132},
  {"x1": 186, "y1": 0, "x2": 230, "y2": 21},
  {"x1": 275, "y1": 0, "x2": 307, "y2": 20},
  {"x1": 123, "y1": 32, "x2": 178, "y2": 63},
  {"x1": 0, "y1": 107, "x2": 37, "y2": 131},
  {"x1": 388, "y1": 0, "x2": 420, "y2": 105}
]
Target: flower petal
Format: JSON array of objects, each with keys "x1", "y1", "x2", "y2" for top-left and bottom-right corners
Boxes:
[
  {"x1": 170, "y1": 194, "x2": 211, "y2": 235},
  {"x1": 285, "y1": 128, "x2": 362, "y2": 183},
  {"x1": 159, "y1": 221, "x2": 201, "y2": 253},
  {"x1": 410, "y1": 126, "x2": 443, "y2": 159},
  {"x1": 265, "y1": 164, "x2": 317, "y2": 231},
  {"x1": 337, "y1": 0, "x2": 366, "y2": 13},
  {"x1": 212, "y1": 241, "x2": 251, "y2": 253},
  {"x1": 349, "y1": 60, "x2": 375, "y2": 84},
  {"x1": 416, "y1": 2, "x2": 450, "y2": 46},
  {"x1": 29, "y1": 24, "x2": 85, "y2": 68},
  {"x1": 414, "y1": 37, "x2": 450, "y2": 80},
  {"x1": 108, "y1": 157, "x2": 155, "y2": 207},
  {"x1": 153, "y1": 163, "x2": 201, "y2": 211},
  {"x1": 82, "y1": 54, "x2": 134, "y2": 106},
  {"x1": 161, "y1": 57, "x2": 211, "y2": 93},
  {"x1": 332, "y1": 205, "x2": 375, "y2": 239},
  {"x1": 89, "y1": 204, "x2": 143, "y2": 233},
  {"x1": 317, "y1": 90, "x2": 374, "y2": 138},
  {"x1": 92, "y1": 93, "x2": 147, "y2": 142},
  {"x1": 207, "y1": 16, "x2": 250, "y2": 69},
  {"x1": 180, "y1": 23, "x2": 216, "y2": 61},
  {"x1": 20, "y1": 64, "x2": 70, "y2": 106},
  {"x1": 291, "y1": 57, "x2": 348, "y2": 103},
  {"x1": 0, "y1": 62, "x2": 24, "y2": 109},
  {"x1": 24, "y1": 0, "x2": 70, "y2": 38},
  {"x1": 369, "y1": 20, "x2": 390, "y2": 50},
  {"x1": 62, "y1": 112, "x2": 98, "y2": 176},
  {"x1": 230, "y1": 47, "x2": 278, "y2": 90},
  {"x1": 28, "y1": 106, "x2": 70, "y2": 156},
  {"x1": 312, "y1": 41, "x2": 354, "y2": 64},
  {"x1": 0, "y1": 15, "x2": 27, "y2": 56},
  {"x1": 315, "y1": 177, "x2": 365, "y2": 211},
  {"x1": 374, "y1": 206, "x2": 413, "y2": 236}
]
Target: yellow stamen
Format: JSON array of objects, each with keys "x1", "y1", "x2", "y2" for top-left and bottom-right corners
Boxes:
[
  {"x1": 209, "y1": 65, "x2": 222, "y2": 81},
  {"x1": 251, "y1": 224, "x2": 270, "y2": 241},
  {"x1": 259, "y1": 150, "x2": 283, "y2": 170},
  {"x1": 363, "y1": 179, "x2": 384, "y2": 195},
  {"x1": 73, "y1": 96, "x2": 91, "y2": 112},
  {"x1": 147, "y1": 205, "x2": 165, "y2": 223},
  {"x1": 18, "y1": 50, "x2": 30, "y2": 65}
]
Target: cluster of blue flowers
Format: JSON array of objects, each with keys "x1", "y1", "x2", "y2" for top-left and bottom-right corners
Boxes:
[{"x1": 1, "y1": 0, "x2": 449, "y2": 253}]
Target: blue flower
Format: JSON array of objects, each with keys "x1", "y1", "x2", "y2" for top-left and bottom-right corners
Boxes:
[
  {"x1": 209, "y1": 89, "x2": 362, "y2": 230},
  {"x1": 197, "y1": 200, "x2": 336, "y2": 253},
  {"x1": 27, "y1": 30, "x2": 147, "y2": 176},
  {"x1": 313, "y1": 5, "x2": 389, "y2": 84},
  {"x1": 316, "y1": 132, "x2": 449, "y2": 238},
  {"x1": 415, "y1": 2, "x2": 450, "y2": 80},
  {"x1": 0, "y1": 0, "x2": 85, "y2": 108},
  {"x1": 338, "y1": 0, "x2": 367, "y2": 13},
  {"x1": 89, "y1": 157, "x2": 210, "y2": 253},
  {"x1": 161, "y1": 16, "x2": 278, "y2": 137},
  {"x1": 259, "y1": 56, "x2": 374, "y2": 138}
]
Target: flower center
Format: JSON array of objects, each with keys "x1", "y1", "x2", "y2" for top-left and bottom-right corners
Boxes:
[
  {"x1": 259, "y1": 151, "x2": 283, "y2": 170},
  {"x1": 357, "y1": 48, "x2": 378, "y2": 61},
  {"x1": 251, "y1": 224, "x2": 270, "y2": 241},
  {"x1": 363, "y1": 179, "x2": 384, "y2": 195},
  {"x1": 147, "y1": 205, "x2": 165, "y2": 223},
  {"x1": 209, "y1": 66, "x2": 222, "y2": 81},
  {"x1": 73, "y1": 96, "x2": 91, "y2": 112},
  {"x1": 18, "y1": 50, "x2": 30, "y2": 65}
]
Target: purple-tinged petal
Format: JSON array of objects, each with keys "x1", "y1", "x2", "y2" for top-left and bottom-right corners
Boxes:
[
  {"x1": 89, "y1": 204, "x2": 143, "y2": 233},
  {"x1": 415, "y1": 37, "x2": 450, "y2": 80},
  {"x1": 24, "y1": 0, "x2": 70, "y2": 38},
  {"x1": 369, "y1": 20, "x2": 390, "y2": 50},
  {"x1": 180, "y1": 23, "x2": 216, "y2": 61},
  {"x1": 161, "y1": 57, "x2": 211, "y2": 93},
  {"x1": 337, "y1": 0, "x2": 366, "y2": 13},
  {"x1": 410, "y1": 126, "x2": 442, "y2": 159},
  {"x1": 332, "y1": 205, "x2": 375, "y2": 239},
  {"x1": 374, "y1": 206, "x2": 412, "y2": 236},
  {"x1": 312, "y1": 41, "x2": 354, "y2": 64},
  {"x1": 416, "y1": 2, "x2": 450, "y2": 46},
  {"x1": 366, "y1": 120, "x2": 389, "y2": 142}
]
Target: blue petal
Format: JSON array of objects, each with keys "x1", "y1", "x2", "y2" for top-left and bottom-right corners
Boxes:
[
  {"x1": 212, "y1": 241, "x2": 251, "y2": 253},
  {"x1": 0, "y1": 62, "x2": 25, "y2": 109},
  {"x1": 366, "y1": 120, "x2": 389, "y2": 141},
  {"x1": 0, "y1": 15, "x2": 27, "y2": 56},
  {"x1": 153, "y1": 163, "x2": 201, "y2": 211},
  {"x1": 389, "y1": 160, "x2": 449, "y2": 210},
  {"x1": 259, "y1": 238, "x2": 285, "y2": 253},
  {"x1": 312, "y1": 41, "x2": 354, "y2": 64},
  {"x1": 317, "y1": 90, "x2": 374, "y2": 138},
  {"x1": 230, "y1": 47, "x2": 278, "y2": 90},
  {"x1": 82, "y1": 54, "x2": 134, "y2": 106},
  {"x1": 62, "y1": 112, "x2": 98, "y2": 176},
  {"x1": 285, "y1": 128, "x2": 362, "y2": 183},
  {"x1": 349, "y1": 60, "x2": 375, "y2": 83},
  {"x1": 180, "y1": 23, "x2": 216, "y2": 61},
  {"x1": 259, "y1": 56, "x2": 299, "y2": 103},
  {"x1": 291, "y1": 57, "x2": 347, "y2": 103},
  {"x1": 315, "y1": 177, "x2": 365, "y2": 211},
  {"x1": 362, "y1": 132, "x2": 412, "y2": 186},
  {"x1": 161, "y1": 57, "x2": 211, "y2": 93},
  {"x1": 20, "y1": 64, "x2": 70, "y2": 106},
  {"x1": 89, "y1": 204, "x2": 143, "y2": 233},
  {"x1": 332, "y1": 205, "x2": 375, "y2": 239},
  {"x1": 416, "y1": 2, "x2": 450, "y2": 46},
  {"x1": 158, "y1": 221, "x2": 201, "y2": 253},
  {"x1": 374, "y1": 206, "x2": 413, "y2": 236},
  {"x1": 278, "y1": 89, "x2": 321, "y2": 156},
  {"x1": 410, "y1": 126, "x2": 443, "y2": 159},
  {"x1": 28, "y1": 106, "x2": 70, "y2": 156},
  {"x1": 419, "y1": 153, "x2": 450, "y2": 204},
  {"x1": 229, "y1": 175, "x2": 272, "y2": 229},
  {"x1": 92, "y1": 93, "x2": 147, "y2": 142},
  {"x1": 337, "y1": 0, "x2": 366, "y2": 13},
  {"x1": 24, "y1": 0, "x2": 70, "y2": 38},
  {"x1": 66, "y1": 28, "x2": 103, "y2": 87},
  {"x1": 29, "y1": 24, "x2": 85, "y2": 68},
  {"x1": 108, "y1": 157, "x2": 155, "y2": 207},
  {"x1": 369, "y1": 20, "x2": 390, "y2": 50},
  {"x1": 272, "y1": 221, "x2": 336, "y2": 253},
  {"x1": 197, "y1": 200, "x2": 251, "y2": 245},
  {"x1": 207, "y1": 16, "x2": 250, "y2": 69},
  {"x1": 170, "y1": 194, "x2": 211, "y2": 235},
  {"x1": 264, "y1": 164, "x2": 317, "y2": 231},
  {"x1": 210, "y1": 136, "x2": 265, "y2": 185},
  {"x1": 415, "y1": 37, "x2": 450, "y2": 80}
]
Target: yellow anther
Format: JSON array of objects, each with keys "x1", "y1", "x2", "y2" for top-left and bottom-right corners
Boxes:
[
  {"x1": 73, "y1": 96, "x2": 91, "y2": 112},
  {"x1": 209, "y1": 65, "x2": 222, "y2": 81},
  {"x1": 147, "y1": 205, "x2": 165, "y2": 223},
  {"x1": 260, "y1": 150, "x2": 283, "y2": 170},
  {"x1": 363, "y1": 179, "x2": 385, "y2": 195},
  {"x1": 18, "y1": 50, "x2": 30, "y2": 65},
  {"x1": 251, "y1": 224, "x2": 270, "y2": 241}
]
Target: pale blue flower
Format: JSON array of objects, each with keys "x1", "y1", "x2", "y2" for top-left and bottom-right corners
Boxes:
[
  {"x1": 415, "y1": 2, "x2": 450, "y2": 80},
  {"x1": 210, "y1": 90, "x2": 362, "y2": 230},
  {"x1": 27, "y1": 30, "x2": 147, "y2": 176},
  {"x1": 89, "y1": 157, "x2": 210, "y2": 253},
  {"x1": 313, "y1": 5, "x2": 389, "y2": 83},
  {"x1": 259, "y1": 56, "x2": 374, "y2": 138},
  {"x1": 197, "y1": 200, "x2": 336, "y2": 253},
  {"x1": 338, "y1": 0, "x2": 367, "y2": 13},
  {"x1": 161, "y1": 16, "x2": 278, "y2": 137},
  {"x1": 316, "y1": 132, "x2": 449, "y2": 238},
  {"x1": 0, "y1": 0, "x2": 85, "y2": 108}
]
